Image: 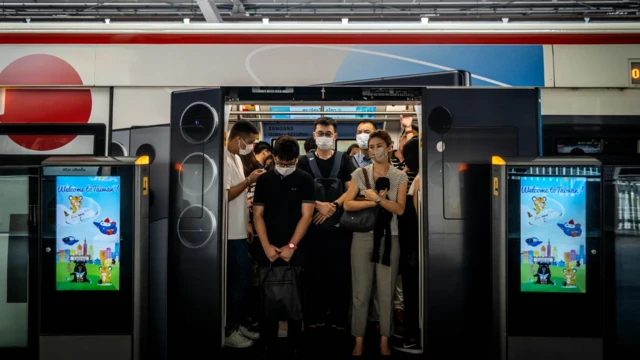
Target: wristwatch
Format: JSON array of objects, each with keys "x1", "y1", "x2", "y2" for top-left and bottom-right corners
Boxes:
[
  {"x1": 332, "y1": 201, "x2": 340, "y2": 208},
  {"x1": 288, "y1": 242, "x2": 298, "y2": 250},
  {"x1": 375, "y1": 197, "x2": 382, "y2": 205}
]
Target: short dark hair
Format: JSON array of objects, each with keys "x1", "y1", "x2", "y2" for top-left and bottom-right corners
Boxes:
[
  {"x1": 314, "y1": 117, "x2": 337, "y2": 132},
  {"x1": 402, "y1": 137, "x2": 420, "y2": 172},
  {"x1": 368, "y1": 130, "x2": 393, "y2": 147},
  {"x1": 346, "y1": 143, "x2": 359, "y2": 155},
  {"x1": 274, "y1": 135, "x2": 300, "y2": 161},
  {"x1": 254, "y1": 141, "x2": 272, "y2": 155},
  {"x1": 357, "y1": 120, "x2": 376, "y2": 130},
  {"x1": 229, "y1": 120, "x2": 259, "y2": 139},
  {"x1": 304, "y1": 136, "x2": 316, "y2": 153}
]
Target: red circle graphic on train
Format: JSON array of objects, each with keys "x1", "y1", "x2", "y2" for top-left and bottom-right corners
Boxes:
[{"x1": 0, "y1": 54, "x2": 92, "y2": 151}]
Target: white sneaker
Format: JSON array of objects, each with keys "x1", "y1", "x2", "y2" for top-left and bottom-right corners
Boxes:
[
  {"x1": 239, "y1": 325, "x2": 260, "y2": 340},
  {"x1": 225, "y1": 330, "x2": 253, "y2": 348}
]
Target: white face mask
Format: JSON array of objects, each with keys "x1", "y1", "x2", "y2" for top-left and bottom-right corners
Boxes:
[
  {"x1": 276, "y1": 166, "x2": 295, "y2": 177},
  {"x1": 356, "y1": 134, "x2": 370, "y2": 149},
  {"x1": 373, "y1": 147, "x2": 388, "y2": 162},
  {"x1": 238, "y1": 139, "x2": 253, "y2": 156},
  {"x1": 315, "y1": 137, "x2": 333, "y2": 151}
]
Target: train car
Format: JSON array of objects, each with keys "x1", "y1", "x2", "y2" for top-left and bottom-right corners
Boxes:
[{"x1": 0, "y1": 21, "x2": 639, "y2": 359}]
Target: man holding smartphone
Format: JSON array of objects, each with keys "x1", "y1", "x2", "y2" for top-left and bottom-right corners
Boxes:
[{"x1": 224, "y1": 120, "x2": 265, "y2": 348}]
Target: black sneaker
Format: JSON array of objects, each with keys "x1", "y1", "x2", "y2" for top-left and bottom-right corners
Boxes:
[{"x1": 392, "y1": 339, "x2": 423, "y2": 354}]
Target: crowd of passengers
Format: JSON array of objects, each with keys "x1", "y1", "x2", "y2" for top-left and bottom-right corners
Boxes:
[{"x1": 224, "y1": 115, "x2": 421, "y2": 357}]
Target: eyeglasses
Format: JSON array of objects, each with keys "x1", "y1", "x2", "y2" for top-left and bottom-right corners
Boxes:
[
  {"x1": 315, "y1": 131, "x2": 334, "y2": 138},
  {"x1": 275, "y1": 161, "x2": 296, "y2": 168}
]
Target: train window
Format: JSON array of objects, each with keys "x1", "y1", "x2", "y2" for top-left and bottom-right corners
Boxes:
[
  {"x1": 336, "y1": 139, "x2": 357, "y2": 153},
  {"x1": 442, "y1": 127, "x2": 518, "y2": 219}
]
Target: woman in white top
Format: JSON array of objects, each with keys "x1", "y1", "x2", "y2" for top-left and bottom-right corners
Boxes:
[{"x1": 343, "y1": 130, "x2": 408, "y2": 356}]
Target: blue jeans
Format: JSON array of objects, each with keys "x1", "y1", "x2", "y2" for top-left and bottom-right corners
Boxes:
[{"x1": 226, "y1": 239, "x2": 252, "y2": 334}]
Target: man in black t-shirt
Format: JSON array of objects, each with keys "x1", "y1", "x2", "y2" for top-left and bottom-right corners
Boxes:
[
  {"x1": 253, "y1": 135, "x2": 315, "y2": 356},
  {"x1": 296, "y1": 117, "x2": 353, "y2": 332}
]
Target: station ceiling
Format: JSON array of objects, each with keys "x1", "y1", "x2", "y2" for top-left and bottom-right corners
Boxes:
[{"x1": 0, "y1": 0, "x2": 639, "y2": 23}]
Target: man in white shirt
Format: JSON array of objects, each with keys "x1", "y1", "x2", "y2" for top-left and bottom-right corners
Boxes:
[{"x1": 224, "y1": 120, "x2": 265, "y2": 348}]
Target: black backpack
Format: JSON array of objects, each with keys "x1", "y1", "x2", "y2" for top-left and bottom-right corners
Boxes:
[{"x1": 307, "y1": 151, "x2": 345, "y2": 231}]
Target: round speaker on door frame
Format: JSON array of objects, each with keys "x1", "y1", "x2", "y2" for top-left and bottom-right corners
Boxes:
[
  {"x1": 110, "y1": 141, "x2": 128, "y2": 156},
  {"x1": 178, "y1": 152, "x2": 217, "y2": 196},
  {"x1": 176, "y1": 204, "x2": 217, "y2": 249},
  {"x1": 428, "y1": 106, "x2": 453, "y2": 135},
  {"x1": 179, "y1": 102, "x2": 218, "y2": 145},
  {"x1": 135, "y1": 143, "x2": 157, "y2": 164}
]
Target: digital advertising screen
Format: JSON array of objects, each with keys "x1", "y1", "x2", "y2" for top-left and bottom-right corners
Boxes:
[
  {"x1": 519, "y1": 176, "x2": 587, "y2": 293},
  {"x1": 55, "y1": 176, "x2": 121, "y2": 291}
]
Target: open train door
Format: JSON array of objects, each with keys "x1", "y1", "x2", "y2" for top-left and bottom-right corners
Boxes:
[{"x1": 420, "y1": 88, "x2": 539, "y2": 358}]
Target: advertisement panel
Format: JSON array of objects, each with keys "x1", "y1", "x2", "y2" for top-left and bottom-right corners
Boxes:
[
  {"x1": 520, "y1": 176, "x2": 587, "y2": 293},
  {"x1": 55, "y1": 175, "x2": 121, "y2": 291}
]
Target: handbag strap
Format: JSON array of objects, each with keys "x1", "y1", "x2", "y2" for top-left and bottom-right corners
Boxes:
[{"x1": 362, "y1": 167, "x2": 372, "y2": 190}]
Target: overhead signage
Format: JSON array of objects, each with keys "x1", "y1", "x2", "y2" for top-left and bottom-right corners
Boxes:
[
  {"x1": 324, "y1": 106, "x2": 377, "y2": 119},
  {"x1": 270, "y1": 106, "x2": 320, "y2": 119}
]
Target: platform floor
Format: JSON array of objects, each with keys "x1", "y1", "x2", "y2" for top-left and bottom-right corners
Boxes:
[{"x1": 221, "y1": 321, "x2": 422, "y2": 358}]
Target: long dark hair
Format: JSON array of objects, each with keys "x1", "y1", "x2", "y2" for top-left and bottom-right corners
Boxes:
[{"x1": 239, "y1": 153, "x2": 261, "y2": 177}]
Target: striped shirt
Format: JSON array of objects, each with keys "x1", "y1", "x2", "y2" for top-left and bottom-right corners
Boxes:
[{"x1": 391, "y1": 152, "x2": 417, "y2": 193}]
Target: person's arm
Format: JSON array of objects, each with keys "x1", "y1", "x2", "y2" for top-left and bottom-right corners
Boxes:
[
  {"x1": 252, "y1": 176, "x2": 269, "y2": 247},
  {"x1": 343, "y1": 170, "x2": 377, "y2": 211},
  {"x1": 413, "y1": 175, "x2": 420, "y2": 211},
  {"x1": 253, "y1": 204, "x2": 269, "y2": 248},
  {"x1": 334, "y1": 152, "x2": 353, "y2": 207},
  {"x1": 289, "y1": 202, "x2": 315, "y2": 246},
  {"x1": 290, "y1": 174, "x2": 317, "y2": 245},
  {"x1": 228, "y1": 177, "x2": 250, "y2": 202},
  {"x1": 378, "y1": 181, "x2": 408, "y2": 216}
]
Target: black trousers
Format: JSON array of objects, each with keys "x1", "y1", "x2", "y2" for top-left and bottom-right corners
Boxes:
[
  {"x1": 399, "y1": 246, "x2": 420, "y2": 340},
  {"x1": 305, "y1": 229, "x2": 352, "y2": 328}
]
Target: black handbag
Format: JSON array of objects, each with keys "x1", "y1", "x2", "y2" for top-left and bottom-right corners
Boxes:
[
  {"x1": 259, "y1": 263, "x2": 303, "y2": 322},
  {"x1": 339, "y1": 167, "x2": 379, "y2": 232}
]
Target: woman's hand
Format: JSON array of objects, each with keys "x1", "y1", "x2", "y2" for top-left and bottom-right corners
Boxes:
[{"x1": 364, "y1": 189, "x2": 380, "y2": 202}]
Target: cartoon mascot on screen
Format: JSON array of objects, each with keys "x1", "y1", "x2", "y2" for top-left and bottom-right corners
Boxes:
[
  {"x1": 533, "y1": 262, "x2": 555, "y2": 285},
  {"x1": 99, "y1": 266, "x2": 112, "y2": 286},
  {"x1": 67, "y1": 262, "x2": 91, "y2": 284}
]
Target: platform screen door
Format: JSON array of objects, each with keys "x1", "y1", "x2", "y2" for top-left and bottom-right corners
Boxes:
[{"x1": 0, "y1": 168, "x2": 38, "y2": 358}]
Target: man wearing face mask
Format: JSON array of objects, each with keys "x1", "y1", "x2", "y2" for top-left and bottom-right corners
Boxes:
[
  {"x1": 253, "y1": 135, "x2": 316, "y2": 357},
  {"x1": 296, "y1": 117, "x2": 353, "y2": 333},
  {"x1": 350, "y1": 120, "x2": 377, "y2": 170},
  {"x1": 224, "y1": 120, "x2": 265, "y2": 348}
]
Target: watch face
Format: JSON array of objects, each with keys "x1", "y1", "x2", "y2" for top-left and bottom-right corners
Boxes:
[{"x1": 289, "y1": 243, "x2": 295, "y2": 248}]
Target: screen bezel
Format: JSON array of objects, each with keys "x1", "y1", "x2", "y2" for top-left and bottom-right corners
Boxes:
[
  {"x1": 506, "y1": 164, "x2": 604, "y2": 338},
  {"x1": 53, "y1": 175, "x2": 122, "y2": 292},
  {"x1": 40, "y1": 165, "x2": 134, "y2": 335}
]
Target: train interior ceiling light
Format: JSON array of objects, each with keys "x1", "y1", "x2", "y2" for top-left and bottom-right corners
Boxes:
[{"x1": 0, "y1": 0, "x2": 639, "y2": 22}]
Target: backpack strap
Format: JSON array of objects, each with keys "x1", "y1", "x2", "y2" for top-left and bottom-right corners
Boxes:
[
  {"x1": 306, "y1": 152, "x2": 323, "y2": 179},
  {"x1": 329, "y1": 151, "x2": 343, "y2": 179},
  {"x1": 350, "y1": 155, "x2": 360, "y2": 171}
]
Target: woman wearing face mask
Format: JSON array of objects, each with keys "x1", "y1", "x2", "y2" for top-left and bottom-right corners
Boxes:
[{"x1": 343, "y1": 130, "x2": 408, "y2": 357}]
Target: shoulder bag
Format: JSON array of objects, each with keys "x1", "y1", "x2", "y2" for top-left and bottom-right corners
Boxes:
[{"x1": 339, "y1": 167, "x2": 379, "y2": 232}]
